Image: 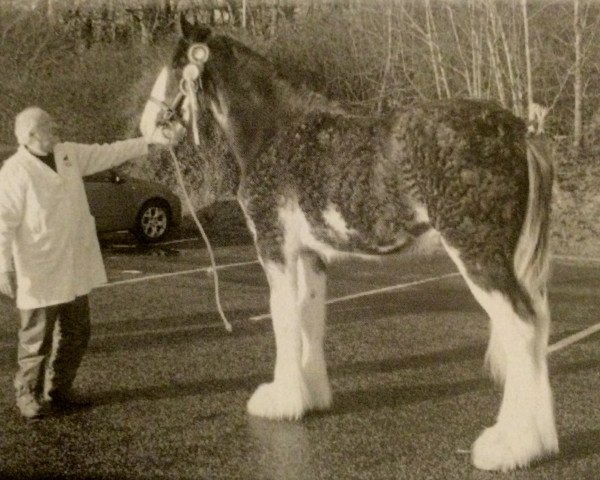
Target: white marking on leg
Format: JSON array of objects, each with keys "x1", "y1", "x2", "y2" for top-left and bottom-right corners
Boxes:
[
  {"x1": 442, "y1": 240, "x2": 558, "y2": 471},
  {"x1": 322, "y1": 204, "x2": 356, "y2": 242},
  {"x1": 247, "y1": 259, "x2": 310, "y2": 420},
  {"x1": 278, "y1": 201, "x2": 374, "y2": 263},
  {"x1": 249, "y1": 272, "x2": 459, "y2": 322},
  {"x1": 297, "y1": 252, "x2": 331, "y2": 411}
]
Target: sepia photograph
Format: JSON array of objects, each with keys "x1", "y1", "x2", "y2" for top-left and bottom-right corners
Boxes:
[{"x1": 0, "y1": 0, "x2": 598, "y2": 478}]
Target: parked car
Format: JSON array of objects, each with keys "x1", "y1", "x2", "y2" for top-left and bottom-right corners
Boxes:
[
  {"x1": 0, "y1": 148, "x2": 180, "y2": 243},
  {"x1": 84, "y1": 169, "x2": 182, "y2": 243}
]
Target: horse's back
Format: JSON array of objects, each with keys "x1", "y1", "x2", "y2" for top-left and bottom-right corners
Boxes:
[{"x1": 245, "y1": 99, "x2": 530, "y2": 264}]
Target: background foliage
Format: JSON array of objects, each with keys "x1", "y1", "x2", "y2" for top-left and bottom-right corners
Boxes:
[{"x1": 1, "y1": 0, "x2": 599, "y2": 254}]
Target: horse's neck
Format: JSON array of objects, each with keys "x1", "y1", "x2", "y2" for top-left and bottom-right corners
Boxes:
[
  {"x1": 278, "y1": 80, "x2": 345, "y2": 116},
  {"x1": 216, "y1": 78, "x2": 343, "y2": 172}
]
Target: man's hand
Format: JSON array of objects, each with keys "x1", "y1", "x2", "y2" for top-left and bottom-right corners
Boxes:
[
  {"x1": 0, "y1": 271, "x2": 16, "y2": 299},
  {"x1": 142, "y1": 122, "x2": 186, "y2": 146}
]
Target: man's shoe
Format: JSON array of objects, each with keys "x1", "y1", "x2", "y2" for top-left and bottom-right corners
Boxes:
[{"x1": 16, "y1": 394, "x2": 46, "y2": 420}]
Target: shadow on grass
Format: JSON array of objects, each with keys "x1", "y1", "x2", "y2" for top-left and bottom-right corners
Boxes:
[
  {"x1": 325, "y1": 378, "x2": 488, "y2": 416},
  {"x1": 89, "y1": 344, "x2": 489, "y2": 411},
  {"x1": 91, "y1": 376, "x2": 487, "y2": 415},
  {"x1": 91, "y1": 373, "x2": 269, "y2": 408},
  {"x1": 85, "y1": 310, "x2": 268, "y2": 355},
  {"x1": 558, "y1": 429, "x2": 600, "y2": 462},
  {"x1": 551, "y1": 356, "x2": 600, "y2": 376},
  {"x1": 330, "y1": 343, "x2": 487, "y2": 378}
]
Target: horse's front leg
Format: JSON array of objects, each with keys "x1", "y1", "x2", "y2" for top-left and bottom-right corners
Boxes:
[
  {"x1": 247, "y1": 256, "x2": 311, "y2": 420},
  {"x1": 297, "y1": 251, "x2": 331, "y2": 411}
]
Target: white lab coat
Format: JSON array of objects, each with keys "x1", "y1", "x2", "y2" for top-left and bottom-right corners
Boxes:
[{"x1": 0, "y1": 138, "x2": 148, "y2": 309}]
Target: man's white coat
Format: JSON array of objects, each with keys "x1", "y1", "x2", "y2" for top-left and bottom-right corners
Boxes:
[{"x1": 0, "y1": 138, "x2": 148, "y2": 309}]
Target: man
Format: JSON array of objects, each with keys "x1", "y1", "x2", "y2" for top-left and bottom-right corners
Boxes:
[{"x1": 0, "y1": 106, "x2": 175, "y2": 419}]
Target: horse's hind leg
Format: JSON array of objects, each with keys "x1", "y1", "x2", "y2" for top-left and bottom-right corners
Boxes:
[
  {"x1": 443, "y1": 241, "x2": 558, "y2": 471},
  {"x1": 247, "y1": 257, "x2": 311, "y2": 420},
  {"x1": 297, "y1": 251, "x2": 331, "y2": 411}
]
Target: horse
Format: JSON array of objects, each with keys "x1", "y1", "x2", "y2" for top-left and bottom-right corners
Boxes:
[{"x1": 139, "y1": 20, "x2": 558, "y2": 472}]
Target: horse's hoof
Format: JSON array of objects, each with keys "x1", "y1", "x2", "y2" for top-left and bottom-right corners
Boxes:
[
  {"x1": 247, "y1": 382, "x2": 307, "y2": 420},
  {"x1": 471, "y1": 424, "x2": 558, "y2": 472}
]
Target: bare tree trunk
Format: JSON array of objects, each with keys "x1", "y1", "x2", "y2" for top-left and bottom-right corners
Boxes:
[
  {"x1": 104, "y1": 0, "x2": 116, "y2": 43},
  {"x1": 521, "y1": 0, "x2": 533, "y2": 119},
  {"x1": 242, "y1": 0, "x2": 247, "y2": 29},
  {"x1": 426, "y1": 0, "x2": 450, "y2": 98},
  {"x1": 573, "y1": 0, "x2": 583, "y2": 149},
  {"x1": 377, "y1": 2, "x2": 393, "y2": 114},
  {"x1": 446, "y1": 4, "x2": 472, "y2": 96},
  {"x1": 46, "y1": 0, "x2": 59, "y2": 26},
  {"x1": 270, "y1": 0, "x2": 279, "y2": 38},
  {"x1": 493, "y1": 2, "x2": 521, "y2": 116},
  {"x1": 485, "y1": 5, "x2": 506, "y2": 108},
  {"x1": 469, "y1": 0, "x2": 482, "y2": 98},
  {"x1": 424, "y1": 0, "x2": 442, "y2": 98}
]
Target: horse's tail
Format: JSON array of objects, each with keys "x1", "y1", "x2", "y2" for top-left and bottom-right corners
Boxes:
[
  {"x1": 514, "y1": 135, "x2": 555, "y2": 307},
  {"x1": 484, "y1": 135, "x2": 555, "y2": 384}
]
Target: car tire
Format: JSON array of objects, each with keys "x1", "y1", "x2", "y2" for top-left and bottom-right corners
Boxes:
[{"x1": 134, "y1": 199, "x2": 171, "y2": 243}]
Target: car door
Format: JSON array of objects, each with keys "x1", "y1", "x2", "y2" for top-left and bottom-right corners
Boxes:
[{"x1": 84, "y1": 170, "x2": 134, "y2": 232}]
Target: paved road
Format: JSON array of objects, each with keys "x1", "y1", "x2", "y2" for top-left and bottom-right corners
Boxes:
[{"x1": 0, "y1": 236, "x2": 598, "y2": 479}]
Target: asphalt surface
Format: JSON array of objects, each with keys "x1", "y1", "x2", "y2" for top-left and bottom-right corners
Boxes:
[{"x1": 0, "y1": 230, "x2": 598, "y2": 479}]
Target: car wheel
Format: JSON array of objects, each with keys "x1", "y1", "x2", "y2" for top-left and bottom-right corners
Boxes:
[{"x1": 134, "y1": 199, "x2": 171, "y2": 243}]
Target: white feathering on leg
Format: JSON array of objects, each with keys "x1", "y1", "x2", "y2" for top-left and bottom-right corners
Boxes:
[
  {"x1": 297, "y1": 252, "x2": 331, "y2": 411},
  {"x1": 247, "y1": 260, "x2": 310, "y2": 420}
]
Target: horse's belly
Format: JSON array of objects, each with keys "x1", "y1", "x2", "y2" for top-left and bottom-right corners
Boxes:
[{"x1": 279, "y1": 200, "x2": 436, "y2": 261}]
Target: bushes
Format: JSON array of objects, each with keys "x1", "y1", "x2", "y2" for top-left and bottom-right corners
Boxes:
[
  {"x1": 1, "y1": 4, "x2": 599, "y2": 255},
  {"x1": 0, "y1": 10, "x2": 155, "y2": 145}
]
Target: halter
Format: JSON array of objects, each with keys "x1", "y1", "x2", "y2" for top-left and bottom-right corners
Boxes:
[{"x1": 149, "y1": 43, "x2": 209, "y2": 146}]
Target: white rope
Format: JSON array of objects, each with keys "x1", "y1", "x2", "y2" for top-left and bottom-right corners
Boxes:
[
  {"x1": 168, "y1": 145, "x2": 232, "y2": 332},
  {"x1": 98, "y1": 260, "x2": 259, "y2": 288},
  {"x1": 548, "y1": 322, "x2": 600, "y2": 354},
  {"x1": 249, "y1": 272, "x2": 461, "y2": 321},
  {"x1": 144, "y1": 64, "x2": 232, "y2": 332}
]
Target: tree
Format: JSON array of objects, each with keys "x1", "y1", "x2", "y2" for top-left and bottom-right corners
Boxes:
[{"x1": 573, "y1": 0, "x2": 583, "y2": 150}]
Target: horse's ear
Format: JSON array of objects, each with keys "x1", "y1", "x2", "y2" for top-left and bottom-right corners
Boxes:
[
  {"x1": 178, "y1": 13, "x2": 211, "y2": 42},
  {"x1": 178, "y1": 13, "x2": 194, "y2": 39}
]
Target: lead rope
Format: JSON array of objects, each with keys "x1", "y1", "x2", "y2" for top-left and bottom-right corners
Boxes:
[
  {"x1": 147, "y1": 106, "x2": 232, "y2": 332},
  {"x1": 173, "y1": 61, "x2": 232, "y2": 331},
  {"x1": 168, "y1": 144, "x2": 232, "y2": 332}
]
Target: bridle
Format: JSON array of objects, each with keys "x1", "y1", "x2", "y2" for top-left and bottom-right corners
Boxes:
[{"x1": 149, "y1": 43, "x2": 210, "y2": 146}]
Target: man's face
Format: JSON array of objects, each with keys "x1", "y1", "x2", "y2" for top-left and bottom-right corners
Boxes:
[{"x1": 30, "y1": 116, "x2": 60, "y2": 153}]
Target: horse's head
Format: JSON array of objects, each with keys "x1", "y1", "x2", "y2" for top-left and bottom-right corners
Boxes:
[
  {"x1": 139, "y1": 19, "x2": 213, "y2": 146},
  {"x1": 140, "y1": 18, "x2": 279, "y2": 155}
]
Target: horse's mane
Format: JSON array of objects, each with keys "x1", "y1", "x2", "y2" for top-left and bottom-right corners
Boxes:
[
  {"x1": 207, "y1": 33, "x2": 345, "y2": 117},
  {"x1": 275, "y1": 80, "x2": 346, "y2": 116}
]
